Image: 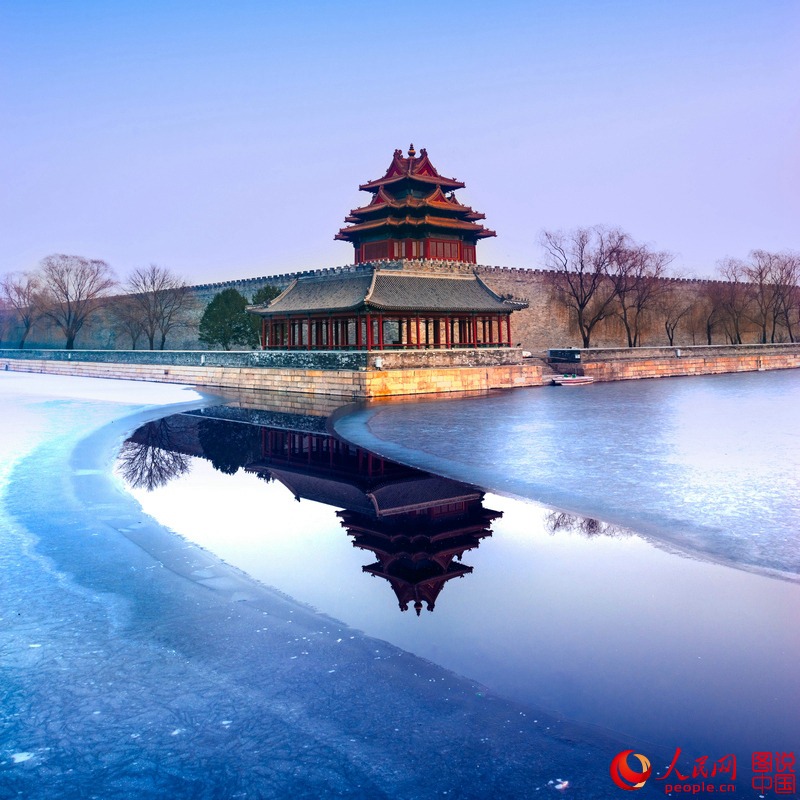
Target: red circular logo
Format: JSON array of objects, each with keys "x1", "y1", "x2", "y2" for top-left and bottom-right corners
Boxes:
[{"x1": 610, "y1": 750, "x2": 652, "y2": 790}]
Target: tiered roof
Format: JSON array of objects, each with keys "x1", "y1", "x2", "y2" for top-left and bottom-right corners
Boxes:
[
  {"x1": 340, "y1": 504, "x2": 499, "y2": 615},
  {"x1": 335, "y1": 145, "x2": 496, "y2": 249}
]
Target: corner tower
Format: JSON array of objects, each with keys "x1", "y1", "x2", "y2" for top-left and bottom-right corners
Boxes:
[{"x1": 335, "y1": 145, "x2": 496, "y2": 264}]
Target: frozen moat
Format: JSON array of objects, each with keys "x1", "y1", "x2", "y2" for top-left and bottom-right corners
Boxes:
[{"x1": 0, "y1": 373, "x2": 643, "y2": 799}]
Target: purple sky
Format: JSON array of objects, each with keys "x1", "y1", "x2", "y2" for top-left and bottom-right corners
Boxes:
[{"x1": 2, "y1": 1, "x2": 798, "y2": 284}]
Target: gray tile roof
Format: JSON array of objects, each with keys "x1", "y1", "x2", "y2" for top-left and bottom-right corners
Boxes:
[
  {"x1": 368, "y1": 477, "x2": 482, "y2": 517},
  {"x1": 249, "y1": 267, "x2": 527, "y2": 316},
  {"x1": 257, "y1": 273, "x2": 374, "y2": 314},
  {"x1": 367, "y1": 273, "x2": 525, "y2": 312},
  {"x1": 267, "y1": 470, "x2": 376, "y2": 515}
]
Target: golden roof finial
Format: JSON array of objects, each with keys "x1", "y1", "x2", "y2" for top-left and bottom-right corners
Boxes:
[{"x1": 408, "y1": 143, "x2": 416, "y2": 158}]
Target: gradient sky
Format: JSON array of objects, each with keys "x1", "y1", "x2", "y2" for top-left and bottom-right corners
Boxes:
[{"x1": 2, "y1": 0, "x2": 798, "y2": 284}]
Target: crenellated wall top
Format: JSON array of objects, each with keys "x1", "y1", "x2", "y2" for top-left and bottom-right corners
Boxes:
[{"x1": 191, "y1": 259, "x2": 558, "y2": 291}]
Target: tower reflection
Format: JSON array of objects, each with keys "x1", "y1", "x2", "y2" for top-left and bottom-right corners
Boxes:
[{"x1": 122, "y1": 410, "x2": 501, "y2": 614}]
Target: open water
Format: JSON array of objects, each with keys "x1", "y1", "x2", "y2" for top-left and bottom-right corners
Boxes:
[{"x1": 121, "y1": 370, "x2": 800, "y2": 761}]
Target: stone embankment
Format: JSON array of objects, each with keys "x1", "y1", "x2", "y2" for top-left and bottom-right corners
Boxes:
[
  {"x1": 0, "y1": 348, "x2": 544, "y2": 399},
  {"x1": 1, "y1": 343, "x2": 797, "y2": 398},
  {"x1": 574, "y1": 343, "x2": 800, "y2": 381}
]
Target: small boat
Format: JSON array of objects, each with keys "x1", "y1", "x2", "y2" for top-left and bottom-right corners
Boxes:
[{"x1": 552, "y1": 374, "x2": 594, "y2": 386}]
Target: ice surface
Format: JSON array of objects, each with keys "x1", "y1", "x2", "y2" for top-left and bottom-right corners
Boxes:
[
  {"x1": 0, "y1": 373, "x2": 645, "y2": 798},
  {"x1": 335, "y1": 371, "x2": 800, "y2": 579}
]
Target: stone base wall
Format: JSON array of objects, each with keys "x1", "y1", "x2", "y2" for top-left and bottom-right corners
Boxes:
[
  {"x1": 577, "y1": 343, "x2": 800, "y2": 381},
  {"x1": 364, "y1": 363, "x2": 544, "y2": 397},
  {"x1": 0, "y1": 357, "x2": 365, "y2": 396},
  {"x1": 0, "y1": 352, "x2": 544, "y2": 398}
]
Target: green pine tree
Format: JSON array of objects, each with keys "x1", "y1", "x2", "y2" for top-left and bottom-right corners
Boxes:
[
  {"x1": 251, "y1": 284, "x2": 281, "y2": 306},
  {"x1": 198, "y1": 288, "x2": 259, "y2": 350},
  {"x1": 249, "y1": 284, "x2": 281, "y2": 340}
]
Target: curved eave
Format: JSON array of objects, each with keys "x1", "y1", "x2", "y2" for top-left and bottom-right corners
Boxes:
[
  {"x1": 346, "y1": 197, "x2": 486, "y2": 218},
  {"x1": 363, "y1": 301, "x2": 522, "y2": 313},
  {"x1": 359, "y1": 174, "x2": 465, "y2": 192},
  {"x1": 248, "y1": 302, "x2": 368, "y2": 316},
  {"x1": 335, "y1": 216, "x2": 497, "y2": 241}
]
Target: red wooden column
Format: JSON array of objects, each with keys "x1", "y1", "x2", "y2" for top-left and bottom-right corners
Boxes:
[
  {"x1": 415, "y1": 316, "x2": 421, "y2": 348},
  {"x1": 506, "y1": 315, "x2": 512, "y2": 347},
  {"x1": 366, "y1": 313, "x2": 373, "y2": 349},
  {"x1": 445, "y1": 315, "x2": 451, "y2": 348},
  {"x1": 471, "y1": 315, "x2": 478, "y2": 347},
  {"x1": 378, "y1": 314, "x2": 384, "y2": 350},
  {"x1": 356, "y1": 315, "x2": 363, "y2": 349}
]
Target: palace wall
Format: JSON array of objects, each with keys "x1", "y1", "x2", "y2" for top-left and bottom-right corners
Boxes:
[{"x1": 0, "y1": 260, "x2": 771, "y2": 353}]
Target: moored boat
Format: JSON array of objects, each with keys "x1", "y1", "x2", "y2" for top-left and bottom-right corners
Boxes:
[{"x1": 551, "y1": 375, "x2": 594, "y2": 386}]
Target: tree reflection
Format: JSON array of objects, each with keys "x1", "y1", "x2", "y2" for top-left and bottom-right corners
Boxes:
[
  {"x1": 118, "y1": 419, "x2": 190, "y2": 490},
  {"x1": 545, "y1": 511, "x2": 628, "y2": 538},
  {"x1": 197, "y1": 418, "x2": 262, "y2": 476}
]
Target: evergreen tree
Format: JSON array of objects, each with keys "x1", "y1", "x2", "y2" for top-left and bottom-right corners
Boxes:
[
  {"x1": 198, "y1": 288, "x2": 258, "y2": 350},
  {"x1": 251, "y1": 284, "x2": 281, "y2": 306},
  {"x1": 197, "y1": 418, "x2": 262, "y2": 475},
  {"x1": 249, "y1": 284, "x2": 281, "y2": 340}
]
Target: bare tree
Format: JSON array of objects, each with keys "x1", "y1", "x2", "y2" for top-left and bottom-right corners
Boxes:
[
  {"x1": 694, "y1": 281, "x2": 725, "y2": 344},
  {"x1": 738, "y1": 250, "x2": 800, "y2": 343},
  {"x1": 541, "y1": 226, "x2": 628, "y2": 347},
  {"x1": 37, "y1": 254, "x2": 116, "y2": 349},
  {"x1": 715, "y1": 259, "x2": 752, "y2": 344},
  {"x1": 124, "y1": 264, "x2": 193, "y2": 350},
  {"x1": 0, "y1": 271, "x2": 42, "y2": 348},
  {"x1": 735, "y1": 251, "x2": 778, "y2": 344},
  {"x1": 657, "y1": 282, "x2": 695, "y2": 346},
  {"x1": 110, "y1": 294, "x2": 146, "y2": 349},
  {"x1": 0, "y1": 297, "x2": 13, "y2": 346},
  {"x1": 609, "y1": 244, "x2": 673, "y2": 346},
  {"x1": 772, "y1": 252, "x2": 800, "y2": 342}
]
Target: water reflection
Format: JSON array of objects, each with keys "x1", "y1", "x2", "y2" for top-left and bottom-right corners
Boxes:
[
  {"x1": 544, "y1": 511, "x2": 629, "y2": 539},
  {"x1": 117, "y1": 418, "x2": 190, "y2": 490},
  {"x1": 117, "y1": 401, "x2": 800, "y2": 755},
  {"x1": 122, "y1": 410, "x2": 501, "y2": 614}
]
